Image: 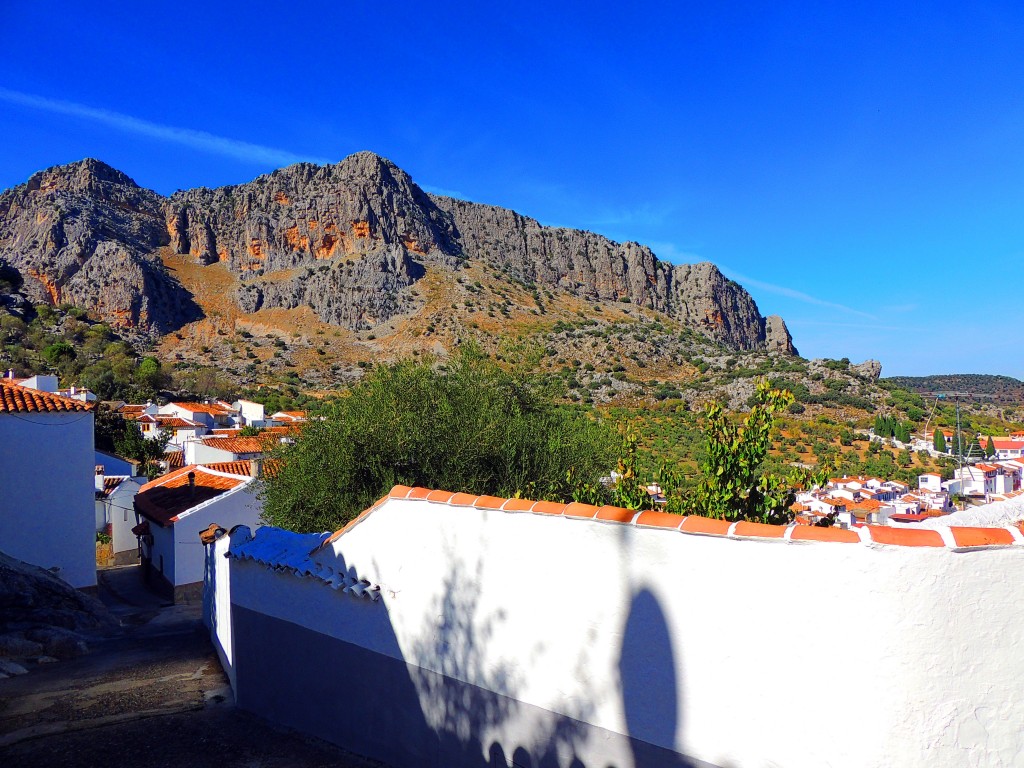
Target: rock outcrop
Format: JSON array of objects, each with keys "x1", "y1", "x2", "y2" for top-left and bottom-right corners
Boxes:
[
  {"x1": 852, "y1": 359, "x2": 882, "y2": 381},
  {"x1": 0, "y1": 153, "x2": 797, "y2": 353},
  {"x1": 0, "y1": 550, "x2": 117, "y2": 671},
  {"x1": 0, "y1": 159, "x2": 201, "y2": 336}
]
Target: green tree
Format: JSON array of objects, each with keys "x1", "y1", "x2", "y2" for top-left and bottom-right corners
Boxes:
[
  {"x1": 934, "y1": 430, "x2": 947, "y2": 453},
  {"x1": 43, "y1": 341, "x2": 76, "y2": 366},
  {"x1": 680, "y1": 381, "x2": 825, "y2": 524},
  {"x1": 114, "y1": 422, "x2": 171, "y2": 479},
  {"x1": 986, "y1": 436, "x2": 996, "y2": 458},
  {"x1": 260, "y1": 349, "x2": 617, "y2": 532}
]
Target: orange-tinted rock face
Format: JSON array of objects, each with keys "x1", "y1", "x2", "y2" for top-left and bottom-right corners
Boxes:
[
  {"x1": 217, "y1": 248, "x2": 229, "y2": 262},
  {"x1": 284, "y1": 225, "x2": 310, "y2": 252},
  {"x1": 352, "y1": 220, "x2": 371, "y2": 239},
  {"x1": 704, "y1": 309, "x2": 725, "y2": 327},
  {"x1": 274, "y1": 191, "x2": 290, "y2": 206},
  {"x1": 111, "y1": 307, "x2": 137, "y2": 328},
  {"x1": 243, "y1": 239, "x2": 266, "y2": 270},
  {"x1": 27, "y1": 268, "x2": 61, "y2": 305},
  {"x1": 402, "y1": 234, "x2": 426, "y2": 255},
  {"x1": 316, "y1": 233, "x2": 338, "y2": 259},
  {"x1": 308, "y1": 220, "x2": 319, "y2": 230}
]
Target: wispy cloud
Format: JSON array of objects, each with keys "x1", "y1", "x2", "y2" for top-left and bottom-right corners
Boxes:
[
  {"x1": 646, "y1": 240, "x2": 705, "y2": 263},
  {"x1": 586, "y1": 202, "x2": 676, "y2": 231},
  {"x1": 794, "y1": 320, "x2": 914, "y2": 332},
  {"x1": 421, "y1": 184, "x2": 467, "y2": 199},
  {"x1": 721, "y1": 266, "x2": 876, "y2": 319},
  {"x1": 0, "y1": 87, "x2": 331, "y2": 167}
]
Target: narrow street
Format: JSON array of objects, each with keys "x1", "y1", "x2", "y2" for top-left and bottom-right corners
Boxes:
[{"x1": 0, "y1": 565, "x2": 385, "y2": 768}]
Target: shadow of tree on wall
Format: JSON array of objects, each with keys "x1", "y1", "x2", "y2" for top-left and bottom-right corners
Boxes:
[
  {"x1": 229, "y1": 523, "x2": 730, "y2": 768},
  {"x1": 618, "y1": 587, "x2": 707, "y2": 768},
  {"x1": 405, "y1": 540, "x2": 603, "y2": 767}
]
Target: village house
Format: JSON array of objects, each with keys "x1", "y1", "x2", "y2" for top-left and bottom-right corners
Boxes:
[
  {"x1": 94, "y1": 470, "x2": 146, "y2": 565},
  {"x1": 136, "y1": 413, "x2": 209, "y2": 447},
  {"x1": 271, "y1": 409, "x2": 307, "y2": 424},
  {"x1": 986, "y1": 437, "x2": 1024, "y2": 460},
  {"x1": 184, "y1": 433, "x2": 278, "y2": 465},
  {"x1": 95, "y1": 448, "x2": 140, "y2": 477},
  {"x1": 159, "y1": 401, "x2": 235, "y2": 429},
  {"x1": 0, "y1": 378, "x2": 96, "y2": 589},
  {"x1": 133, "y1": 462, "x2": 264, "y2": 601}
]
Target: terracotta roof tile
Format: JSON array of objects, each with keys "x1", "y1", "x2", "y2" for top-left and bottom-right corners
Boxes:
[
  {"x1": 134, "y1": 465, "x2": 248, "y2": 526},
  {"x1": 202, "y1": 459, "x2": 281, "y2": 479},
  {"x1": 316, "y1": 485, "x2": 1024, "y2": 554},
  {"x1": 98, "y1": 476, "x2": 127, "y2": 498},
  {"x1": 199, "y1": 435, "x2": 276, "y2": 455},
  {"x1": 0, "y1": 380, "x2": 93, "y2": 413},
  {"x1": 168, "y1": 401, "x2": 233, "y2": 415}
]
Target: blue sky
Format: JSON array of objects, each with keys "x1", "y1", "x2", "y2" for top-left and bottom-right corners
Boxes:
[{"x1": 1, "y1": 2, "x2": 1022, "y2": 378}]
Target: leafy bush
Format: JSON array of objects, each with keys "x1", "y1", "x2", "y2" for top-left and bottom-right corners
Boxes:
[{"x1": 260, "y1": 348, "x2": 617, "y2": 532}]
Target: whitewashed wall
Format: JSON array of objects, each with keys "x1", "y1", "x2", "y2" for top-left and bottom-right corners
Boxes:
[
  {"x1": 108, "y1": 477, "x2": 145, "y2": 560},
  {"x1": 169, "y1": 483, "x2": 261, "y2": 588},
  {"x1": 0, "y1": 411, "x2": 96, "y2": 588},
  {"x1": 217, "y1": 496, "x2": 1024, "y2": 768},
  {"x1": 204, "y1": 533, "x2": 235, "y2": 689}
]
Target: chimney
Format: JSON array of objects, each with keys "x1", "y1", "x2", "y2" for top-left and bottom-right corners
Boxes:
[
  {"x1": 95, "y1": 466, "x2": 105, "y2": 493},
  {"x1": 249, "y1": 457, "x2": 263, "y2": 479},
  {"x1": 188, "y1": 471, "x2": 196, "y2": 499}
]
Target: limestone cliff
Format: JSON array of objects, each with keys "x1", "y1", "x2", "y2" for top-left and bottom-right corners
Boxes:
[
  {"x1": 0, "y1": 159, "x2": 200, "y2": 335},
  {"x1": 0, "y1": 153, "x2": 797, "y2": 353}
]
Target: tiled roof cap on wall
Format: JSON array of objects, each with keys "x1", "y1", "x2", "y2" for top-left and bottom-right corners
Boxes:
[
  {"x1": 319, "y1": 486, "x2": 1024, "y2": 552},
  {"x1": 0, "y1": 380, "x2": 94, "y2": 413}
]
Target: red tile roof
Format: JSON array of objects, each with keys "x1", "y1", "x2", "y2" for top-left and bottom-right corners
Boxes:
[
  {"x1": 98, "y1": 476, "x2": 127, "y2": 498},
  {"x1": 203, "y1": 459, "x2": 281, "y2": 479},
  {"x1": 200, "y1": 434, "x2": 277, "y2": 455},
  {"x1": 167, "y1": 401, "x2": 233, "y2": 415},
  {"x1": 134, "y1": 465, "x2": 248, "y2": 526},
  {"x1": 0, "y1": 380, "x2": 93, "y2": 413}
]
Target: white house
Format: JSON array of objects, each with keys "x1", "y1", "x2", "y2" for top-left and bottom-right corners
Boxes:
[
  {"x1": 184, "y1": 434, "x2": 275, "y2": 465},
  {"x1": 0, "y1": 379, "x2": 96, "y2": 589},
  {"x1": 270, "y1": 409, "x2": 307, "y2": 424},
  {"x1": 133, "y1": 464, "x2": 262, "y2": 602},
  {"x1": 137, "y1": 413, "x2": 208, "y2": 447},
  {"x1": 233, "y1": 399, "x2": 267, "y2": 427},
  {"x1": 95, "y1": 473, "x2": 146, "y2": 565},
  {"x1": 988, "y1": 438, "x2": 1024, "y2": 460},
  {"x1": 160, "y1": 401, "x2": 234, "y2": 429}
]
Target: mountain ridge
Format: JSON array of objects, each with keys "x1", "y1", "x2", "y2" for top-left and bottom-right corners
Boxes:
[{"x1": 0, "y1": 152, "x2": 797, "y2": 365}]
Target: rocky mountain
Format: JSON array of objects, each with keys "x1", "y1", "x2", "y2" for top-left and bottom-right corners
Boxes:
[
  {"x1": 0, "y1": 152, "x2": 796, "y2": 359},
  {"x1": 0, "y1": 159, "x2": 201, "y2": 334}
]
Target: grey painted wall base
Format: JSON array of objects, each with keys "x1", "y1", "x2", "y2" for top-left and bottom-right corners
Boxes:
[{"x1": 232, "y1": 606, "x2": 720, "y2": 768}]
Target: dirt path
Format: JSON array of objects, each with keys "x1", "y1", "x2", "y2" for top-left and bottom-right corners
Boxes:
[{"x1": 0, "y1": 565, "x2": 386, "y2": 767}]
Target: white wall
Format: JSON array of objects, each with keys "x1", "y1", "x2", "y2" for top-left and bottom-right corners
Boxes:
[
  {"x1": 108, "y1": 477, "x2": 145, "y2": 557},
  {"x1": 185, "y1": 441, "x2": 239, "y2": 465},
  {"x1": 0, "y1": 411, "x2": 96, "y2": 588},
  {"x1": 169, "y1": 484, "x2": 261, "y2": 587},
  {"x1": 221, "y1": 497, "x2": 1024, "y2": 768},
  {"x1": 204, "y1": 533, "x2": 235, "y2": 689}
]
